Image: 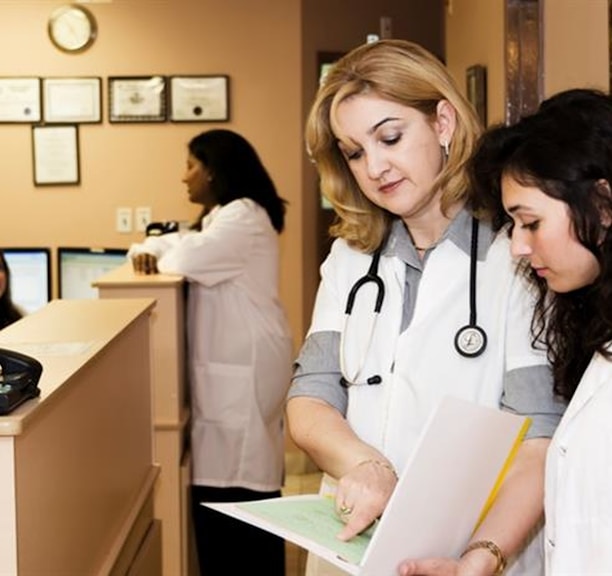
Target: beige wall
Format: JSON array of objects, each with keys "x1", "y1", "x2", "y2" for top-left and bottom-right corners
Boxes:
[
  {"x1": 542, "y1": 0, "x2": 608, "y2": 96},
  {"x1": 0, "y1": 0, "x2": 304, "y2": 341},
  {"x1": 446, "y1": 0, "x2": 609, "y2": 127}
]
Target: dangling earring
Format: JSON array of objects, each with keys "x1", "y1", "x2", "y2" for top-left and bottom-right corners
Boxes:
[{"x1": 443, "y1": 141, "x2": 450, "y2": 159}]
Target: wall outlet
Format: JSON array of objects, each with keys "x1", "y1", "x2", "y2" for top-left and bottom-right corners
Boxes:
[
  {"x1": 135, "y1": 206, "x2": 152, "y2": 232},
  {"x1": 116, "y1": 207, "x2": 133, "y2": 233}
]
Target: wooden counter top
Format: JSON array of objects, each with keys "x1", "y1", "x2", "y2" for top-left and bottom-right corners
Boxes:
[{"x1": 0, "y1": 298, "x2": 155, "y2": 436}]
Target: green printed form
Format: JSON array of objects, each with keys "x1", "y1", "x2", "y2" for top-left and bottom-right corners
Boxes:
[{"x1": 237, "y1": 496, "x2": 375, "y2": 566}]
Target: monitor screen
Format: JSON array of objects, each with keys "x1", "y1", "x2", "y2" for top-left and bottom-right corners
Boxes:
[
  {"x1": 58, "y1": 247, "x2": 127, "y2": 300},
  {"x1": 1, "y1": 247, "x2": 52, "y2": 314}
]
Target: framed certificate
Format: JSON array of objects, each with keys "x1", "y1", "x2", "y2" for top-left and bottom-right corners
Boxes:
[
  {"x1": 169, "y1": 75, "x2": 229, "y2": 122},
  {"x1": 108, "y1": 76, "x2": 167, "y2": 123},
  {"x1": 32, "y1": 125, "x2": 80, "y2": 186},
  {"x1": 43, "y1": 77, "x2": 102, "y2": 123},
  {"x1": 0, "y1": 77, "x2": 41, "y2": 123}
]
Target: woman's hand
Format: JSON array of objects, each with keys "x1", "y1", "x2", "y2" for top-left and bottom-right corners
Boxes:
[
  {"x1": 335, "y1": 459, "x2": 397, "y2": 541},
  {"x1": 397, "y1": 557, "x2": 459, "y2": 576},
  {"x1": 131, "y1": 253, "x2": 158, "y2": 275},
  {"x1": 397, "y1": 545, "x2": 500, "y2": 576}
]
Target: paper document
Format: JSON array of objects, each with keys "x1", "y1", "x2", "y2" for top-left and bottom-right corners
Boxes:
[{"x1": 205, "y1": 395, "x2": 530, "y2": 575}]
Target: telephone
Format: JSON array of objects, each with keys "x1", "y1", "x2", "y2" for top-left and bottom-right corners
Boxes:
[
  {"x1": 146, "y1": 220, "x2": 180, "y2": 237},
  {"x1": 0, "y1": 348, "x2": 42, "y2": 415}
]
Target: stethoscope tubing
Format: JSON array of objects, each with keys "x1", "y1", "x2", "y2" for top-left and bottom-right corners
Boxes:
[
  {"x1": 344, "y1": 249, "x2": 385, "y2": 314},
  {"x1": 340, "y1": 216, "x2": 487, "y2": 386}
]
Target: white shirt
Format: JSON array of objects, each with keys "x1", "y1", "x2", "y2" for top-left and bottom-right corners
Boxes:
[{"x1": 545, "y1": 348, "x2": 612, "y2": 575}]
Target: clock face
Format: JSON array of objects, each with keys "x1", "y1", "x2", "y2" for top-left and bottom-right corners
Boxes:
[{"x1": 48, "y1": 5, "x2": 97, "y2": 53}]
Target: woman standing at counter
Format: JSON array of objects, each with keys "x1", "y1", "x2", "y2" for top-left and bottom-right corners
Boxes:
[{"x1": 128, "y1": 129, "x2": 293, "y2": 576}]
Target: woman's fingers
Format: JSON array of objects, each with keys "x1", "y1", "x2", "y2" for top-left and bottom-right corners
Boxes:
[{"x1": 132, "y1": 253, "x2": 158, "y2": 274}]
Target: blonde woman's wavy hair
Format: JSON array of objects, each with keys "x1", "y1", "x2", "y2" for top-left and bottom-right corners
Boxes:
[{"x1": 306, "y1": 39, "x2": 482, "y2": 252}]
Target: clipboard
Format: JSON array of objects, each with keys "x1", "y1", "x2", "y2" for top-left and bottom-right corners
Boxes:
[{"x1": 205, "y1": 396, "x2": 530, "y2": 575}]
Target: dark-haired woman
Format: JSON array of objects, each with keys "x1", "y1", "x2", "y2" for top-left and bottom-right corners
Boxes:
[
  {"x1": 470, "y1": 88, "x2": 612, "y2": 574},
  {"x1": 128, "y1": 129, "x2": 293, "y2": 575},
  {"x1": 0, "y1": 250, "x2": 23, "y2": 329}
]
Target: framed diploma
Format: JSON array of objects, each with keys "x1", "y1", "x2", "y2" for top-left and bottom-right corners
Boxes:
[
  {"x1": 0, "y1": 77, "x2": 41, "y2": 123},
  {"x1": 32, "y1": 125, "x2": 80, "y2": 186},
  {"x1": 108, "y1": 76, "x2": 167, "y2": 123},
  {"x1": 169, "y1": 75, "x2": 229, "y2": 122},
  {"x1": 43, "y1": 77, "x2": 102, "y2": 123}
]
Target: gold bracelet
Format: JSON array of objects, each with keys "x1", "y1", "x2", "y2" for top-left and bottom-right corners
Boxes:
[
  {"x1": 461, "y1": 540, "x2": 506, "y2": 575},
  {"x1": 356, "y1": 459, "x2": 398, "y2": 480}
]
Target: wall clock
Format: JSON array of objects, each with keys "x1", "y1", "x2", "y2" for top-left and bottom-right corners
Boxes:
[{"x1": 48, "y1": 4, "x2": 97, "y2": 53}]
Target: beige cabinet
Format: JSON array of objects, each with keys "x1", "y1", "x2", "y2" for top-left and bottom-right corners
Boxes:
[
  {"x1": 0, "y1": 298, "x2": 160, "y2": 576},
  {"x1": 95, "y1": 263, "x2": 195, "y2": 576}
]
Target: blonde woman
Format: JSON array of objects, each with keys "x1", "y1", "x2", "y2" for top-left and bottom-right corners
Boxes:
[{"x1": 287, "y1": 40, "x2": 565, "y2": 576}]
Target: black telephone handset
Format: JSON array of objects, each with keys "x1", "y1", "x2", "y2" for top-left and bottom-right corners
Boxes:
[
  {"x1": 145, "y1": 221, "x2": 180, "y2": 237},
  {"x1": 0, "y1": 348, "x2": 43, "y2": 415}
]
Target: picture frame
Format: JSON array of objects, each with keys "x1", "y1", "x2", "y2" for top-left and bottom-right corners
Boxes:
[
  {"x1": 108, "y1": 75, "x2": 167, "y2": 123},
  {"x1": 466, "y1": 65, "x2": 487, "y2": 126},
  {"x1": 32, "y1": 125, "x2": 80, "y2": 186},
  {"x1": 43, "y1": 77, "x2": 102, "y2": 123},
  {"x1": 169, "y1": 75, "x2": 229, "y2": 122},
  {"x1": 0, "y1": 77, "x2": 41, "y2": 123},
  {"x1": 317, "y1": 51, "x2": 344, "y2": 89}
]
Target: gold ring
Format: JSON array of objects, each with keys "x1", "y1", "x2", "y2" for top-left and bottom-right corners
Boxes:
[{"x1": 339, "y1": 504, "x2": 353, "y2": 516}]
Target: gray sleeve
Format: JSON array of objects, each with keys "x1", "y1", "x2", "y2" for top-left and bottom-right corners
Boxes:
[
  {"x1": 501, "y1": 364, "x2": 568, "y2": 439},
  {"x1": 286, "y1": 331, "x2": 348, "y2": 415}
]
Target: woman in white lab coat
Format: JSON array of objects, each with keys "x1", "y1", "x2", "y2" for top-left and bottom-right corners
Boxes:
[
  {"x1": 470, "y1": 88, "x2": 612, "y2": 575},
  {"x1": 128, "y1": 129, "x2": 293, "y2": 576},
  {"x1": 286, "y1": 40, "x2": 566, "y2": 576}
]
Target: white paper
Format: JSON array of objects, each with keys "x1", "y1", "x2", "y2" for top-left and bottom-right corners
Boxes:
[{"x1": 206, "y1": 396, "x2": 530, "y2": 575}]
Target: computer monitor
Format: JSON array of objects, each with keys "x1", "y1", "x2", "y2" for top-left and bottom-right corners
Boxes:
[
  {"x1": 57, "y1": 247, "x2": 127, "y2": 300},
  {"x1": 1, "y1": 247, "x2": 52, "y2": 314}
]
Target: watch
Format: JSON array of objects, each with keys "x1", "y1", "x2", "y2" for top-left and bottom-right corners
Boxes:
[{"x1": 48, "y1": 4, "x2": 97, "y2": 53}]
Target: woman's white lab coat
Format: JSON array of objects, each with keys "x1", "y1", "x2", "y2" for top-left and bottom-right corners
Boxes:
[
  {"x1": 304, "y1": 226, "x2": 550, "y2": 576},
  {"x1": 128, "y1": 198, "x2": 293, "y2": 491},
  {"x1": 310, "y1": 231, "x2": 548, "y2": 472},
  {"x1": 545, "y1": 348, "x2": 612, "y2": 575}
]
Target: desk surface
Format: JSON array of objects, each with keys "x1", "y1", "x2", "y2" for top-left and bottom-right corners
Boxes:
[{"x1": 0, "y1": 298, "x2": 155, "y2": 435}]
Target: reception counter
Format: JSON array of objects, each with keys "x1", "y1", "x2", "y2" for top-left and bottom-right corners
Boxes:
[
  {"x1": 94, "y1": 263, "x2": 194, "y2": 576},
  {"x1": 0, "y1": 298, "x2": 160, "y2": 576}
]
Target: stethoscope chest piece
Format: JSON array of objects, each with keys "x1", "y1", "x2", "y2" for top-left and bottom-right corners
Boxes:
[{"x1": 454, "y1": 324, "x2": 487, "y2": 357}]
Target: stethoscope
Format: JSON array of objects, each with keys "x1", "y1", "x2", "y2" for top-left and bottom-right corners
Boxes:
[{"x1": 339, "y1": 217, "x2": 487, "y2": 388}]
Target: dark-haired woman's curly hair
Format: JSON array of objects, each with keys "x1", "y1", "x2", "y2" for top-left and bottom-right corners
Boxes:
[{"x1": 469, "y1": 89, "x2": 612, "y2": 402}]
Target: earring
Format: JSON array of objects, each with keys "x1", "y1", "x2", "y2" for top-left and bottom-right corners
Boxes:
[{"x1": 443, "y1": 141, "x2": 450, "y2": 158}]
